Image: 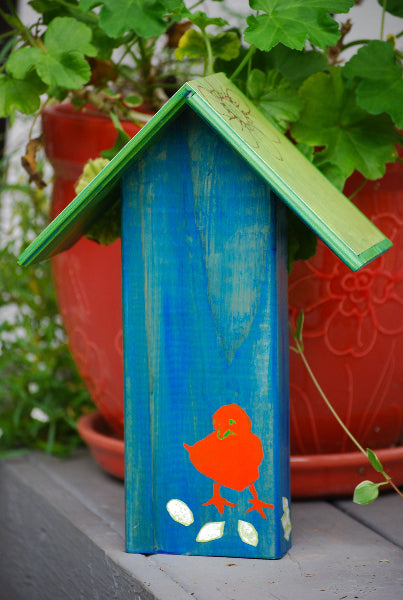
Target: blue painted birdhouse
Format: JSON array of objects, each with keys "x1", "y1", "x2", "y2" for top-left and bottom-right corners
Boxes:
[{"x1": 19, "y1": 74, "x2": 391, "y2": 559}]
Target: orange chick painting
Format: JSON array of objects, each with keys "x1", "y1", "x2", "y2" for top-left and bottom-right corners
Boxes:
[{"x1": 184, "y1": 403, "x2": 274, "y2": 519}]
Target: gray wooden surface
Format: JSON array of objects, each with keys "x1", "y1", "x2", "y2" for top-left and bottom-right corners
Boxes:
[{"x1": 0, "y1": 451, "x2": 401, "y2": 600}]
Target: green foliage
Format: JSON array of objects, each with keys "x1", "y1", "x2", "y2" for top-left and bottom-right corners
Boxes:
[
  {"x1": 0, "y1": 174, "x2": 94, "y2": 458},
  {"x1": 7, "y1": 18, "x2": 96, "y2": 89},
  {"x1": 353, "y1": 480, "x2": 382, "y2": 504},
  {"x1": 290, "y1": 67, "x2": 402, "y2": 186},
  {"x1": 378, "y1": 0, "x2": 403, "y2": 18},
  {"x1": 343, "y1": 40, "x2": 403, "y2": 128},
  {"x1": 246, "y1": 68, "x2": 303, "y2": 132},
  {"x1": 244, "y1": 0, "x2": 354, "y2": 51}
]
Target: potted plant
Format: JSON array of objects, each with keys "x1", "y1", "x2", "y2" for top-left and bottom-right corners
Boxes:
[{"x1": 2, "y1": 0, "x2": 402, "y2": 497}]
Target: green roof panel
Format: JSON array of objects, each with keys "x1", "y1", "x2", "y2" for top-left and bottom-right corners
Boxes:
[{"x1": 18, "y1": 73, "x2": 391, "y2": 270}]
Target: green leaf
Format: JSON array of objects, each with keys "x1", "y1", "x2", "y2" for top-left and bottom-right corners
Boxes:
[
  {"x1": 6, "y1": 47, "x2": 43, "y2": 79},
  {"x1": 44, "y1": 17, "x2": 97, "y2": 57},
  {"x1": 245, "y1": 0, "x2": 354, "y2": 52},
  {"x1": 6, "y1": 18, "x2": 95, "y2": 90},
  {"x1": 86, "y1": 198, "x2": 121, "y2": 245},
  {"x1": 344, "y1": 41, "x2": 403, "y2": 128},
  {"x1": 378, "y1": 0, "x2": 403, "y2": 17},
  {"x1": 254, "y1": 45, "x2": 329, "y2": 89},
  {"x1": 124, "y1": 93, "x2": 142, "y2": 107},
  {"x1": 295, "y1": 310, "x2": 304, "y2": 342},
  {"x1": 247, "y1": 68, "x2": 303, "y2": 132},
  {"x1": 175, "y1": 28, "x2": 205, "y2": 60},
  {"x1": 247, "y1": 69, "x2": 266, "y2": 99},
  {"x1": 353, "y1": 480, "x2": 381, "y2": 504},
  {"x1": 291, "y1": 68, "x2": 401, "y2": 184},
  {"x1": 36, "y1": 51, "x2": 92, "y2": 89},
  {"x1": 100, "y1": 112, "x2": 131, "y2": 159},
  {"x1": 367, "y1": 448, "x2": 384, "y2": 473},
  {"x1": 0, "y1": 73, "x2": 42, "y2": 116},
  {"x1": 78, "y1": 0, "x2": 101, "y2": 10},
  {"x1": 187, "y1": 11, "x2": 228, "y2": 32},
  {"x1": 98, "y1": 0, "x2": 179, "y2": 38},
  {"x1": 210, "y1": 32, "x2": 240, "y2": 61},
  {"x1": 287, "y1": 209, "x2": 317, "y2": 271}
]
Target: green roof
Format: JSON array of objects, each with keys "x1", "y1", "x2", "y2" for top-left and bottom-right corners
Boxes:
[{"x1": 18, "y1": 73, "x2": 391, "y2": 271}]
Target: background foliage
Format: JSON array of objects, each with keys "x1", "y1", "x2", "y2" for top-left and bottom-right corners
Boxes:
[{"x1": 0, "y1": 164, "x2": 93, "y2": 458}]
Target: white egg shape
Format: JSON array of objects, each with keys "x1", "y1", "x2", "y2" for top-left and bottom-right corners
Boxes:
[
  {"x1": 166, "y1": 499, "x2": 194, "y2": 526},
  {"x1": 238, "y1": 520, "x2": 258, "y2": 546},
  {"x1": 196, "y1": 521, "x2": 225, "y2": 542}
]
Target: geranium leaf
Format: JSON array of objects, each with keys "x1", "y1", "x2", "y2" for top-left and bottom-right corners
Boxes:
[
  {"x1": 0, "y1": 73, "x2": 42, "y2": 116},
  {"x1": 253, "y1": 45, "x2": 329, "y2": 89},
  {"x1": 245, "y1": 0, "x2": 354, "y2": 52},
  {"x1": 291, "y1": 68, "x2": 401, "y2": 184},
  {"x1": 377, "y1": 0, "x2": 403, "y2": 17},
  {"x1": 211, "y1": 32, "x2": 240, "y2": 61},
  {"x1": 248, "y1": 68, "x2": 303, "y2": 132},
  {"x1": 36, "y1": 52, "x2": 92, "y2": 88},
  {"x1": 98, "y1": 0, "x2": 180, "y2": 38},
  {"x1": 44, "y1": 17, "x2": 97, "y2": 57},
  {"x1": 175, "y1": 28, "x2": 205, "y2": 60},
  {"x1": 6, "y1": 47, "x2": 43, "y2": 79},
  {"x1": 344, "y1": 41, "x2": 403, "y2": 128},
  {"x1": 188, "y1": 11, "x2": 228, "y2": 32}
]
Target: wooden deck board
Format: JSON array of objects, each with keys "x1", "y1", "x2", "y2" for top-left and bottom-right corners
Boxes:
[{"x1": 0, "y1": 451, "x2": 401, "y2": 600}]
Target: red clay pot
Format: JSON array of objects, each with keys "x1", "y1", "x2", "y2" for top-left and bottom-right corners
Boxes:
[
  {"x1": 288, "y1": 164, "x2": 403, "y2": 455},
  {"x1": 44, "y1": 105, "x2": 403, "y2": 495},
  {"x1": 43, "y1": 103, "x2": 143, "y2": 437}
]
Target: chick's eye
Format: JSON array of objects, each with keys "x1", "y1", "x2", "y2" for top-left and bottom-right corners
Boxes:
[{"x1": 229, "y1": 418, "x2": 236, "y2": 425}]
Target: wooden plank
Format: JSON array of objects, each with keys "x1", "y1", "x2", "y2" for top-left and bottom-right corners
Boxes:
[
  {"x1": 154, "y1": 500, "x2": 403, "y2": 600},
  {"x1": 335, "y1": 494, "x2": 403, "y2": 548},
  {"x1": 1, "y1": 453, "x2": 402, "y2": 600},
  {"x1": 122, "y1": 109, "x2": 291, "y2": 558}
]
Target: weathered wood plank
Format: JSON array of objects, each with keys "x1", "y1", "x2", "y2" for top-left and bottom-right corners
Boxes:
[
  {"x1": 335, "y1": 494, "x2": 403, "y2": 549},
  {"x1": 1, "y1": 452, "x2": 401, "y2": 600},
  {"x1": 122, "y1": 109, "x2": 290, "y2": 558}
]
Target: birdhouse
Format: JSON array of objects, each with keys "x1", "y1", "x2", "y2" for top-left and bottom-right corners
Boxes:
[{"x1": 19, "y1": 74, "x2": 391, "y2": 559}]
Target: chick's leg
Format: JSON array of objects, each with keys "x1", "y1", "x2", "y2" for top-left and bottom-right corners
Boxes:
[
  {"x1": 245, "y1": 483, "x2": 274, "y2": 519},
  {"x1": 203, "y1": 482, "x2": 237, "y2": 514}
]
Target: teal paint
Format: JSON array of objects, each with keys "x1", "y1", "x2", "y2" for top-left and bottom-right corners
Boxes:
[{"x1": 122, "y1": 110, "x2": 291, "y2": 558}]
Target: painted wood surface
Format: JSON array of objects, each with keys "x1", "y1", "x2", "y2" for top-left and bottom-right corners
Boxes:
[{"x1": 122, "y1": 110, "x2": 291, "y2": 558}]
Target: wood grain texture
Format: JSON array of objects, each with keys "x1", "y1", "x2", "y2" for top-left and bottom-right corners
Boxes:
[{"x1": 122, "y1": 109, "x2": 290, "y2": 558}]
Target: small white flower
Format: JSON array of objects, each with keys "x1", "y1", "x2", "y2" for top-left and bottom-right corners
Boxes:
[
  {"x1": 30, "y1": 407, "x2": 50, "y2": 423},
  {"x1": 28, "y1": 382, "x2": 39, "y2": 394}
]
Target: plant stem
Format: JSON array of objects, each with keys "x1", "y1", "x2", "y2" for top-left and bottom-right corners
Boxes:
[
  {"x1": 229, "y1": 45, "x2": 256, "y2": 80},
  {"x1": 348, "y1": 177, "x2": 368, "y2": 201},
  {"x1": 389, "y1": 479, "x2": 403, "y2": 498},
  {"x1": 203, "y1": 32, "x2": 213, "y2": 76},
  {"x1": 290, "y1": 328, "x2": 367, "y2": 456}
]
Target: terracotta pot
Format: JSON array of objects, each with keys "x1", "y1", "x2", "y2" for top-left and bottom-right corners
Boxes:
[
  {"x1": 43, "y1": 103, "x2": 142, "y2": 437},
  {"x1": 289, "y1": 164, "x2": 403, "y2": 455},
  {"x1": 44, "y1": 105, "x2": 403, "y2": 495}
]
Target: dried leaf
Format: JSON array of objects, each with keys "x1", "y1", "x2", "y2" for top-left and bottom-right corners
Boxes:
[{"x1": 21, "y1": 136, "x2": 46, "y2": 189}]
